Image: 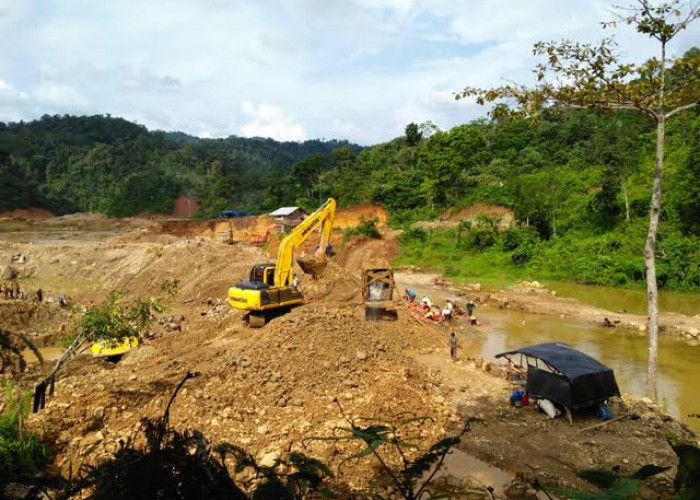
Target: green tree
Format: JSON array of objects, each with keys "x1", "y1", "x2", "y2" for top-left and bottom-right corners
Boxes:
[
  {"x1": 404, "y1": 122, "x2": 422, "y2": 147},
  {"x1": 457, "y1": 0, "x2": 700, "y2": 399},
  {"x1": 672, "y1": 124, "x2": 700, "y2": 233}
]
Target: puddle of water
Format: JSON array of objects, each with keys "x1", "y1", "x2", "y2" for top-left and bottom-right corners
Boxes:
[
  {"x1": 548, "y1": 281, "x2": 700, "y2": 316},
  {"x1": 430, "y1": 448, "x2": 513, "y2": 496},
  {"x1": 398, "y1": 279, "x2": 700, "y2": 434}
]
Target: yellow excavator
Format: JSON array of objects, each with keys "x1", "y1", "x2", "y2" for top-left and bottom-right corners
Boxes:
[{"x1": 227, "y1": 198, "x2": 336, "y2": 327}]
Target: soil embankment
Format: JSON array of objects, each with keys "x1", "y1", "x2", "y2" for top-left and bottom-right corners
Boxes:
[{"x1": 0, "y1": 214, "x2": 697, "y2": 498}]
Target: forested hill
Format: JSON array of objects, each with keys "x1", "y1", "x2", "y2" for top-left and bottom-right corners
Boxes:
[
  {"x1": 0, "y1": 114, "x2": 360, "y2": 216},
  {"x1": 1, "y1": 104, "x2": 698, "y2": 290}
]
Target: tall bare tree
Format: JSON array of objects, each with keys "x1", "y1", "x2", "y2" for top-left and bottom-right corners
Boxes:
[{"x1": 457, "y1": 1, "x2": 699, "y2": 398}]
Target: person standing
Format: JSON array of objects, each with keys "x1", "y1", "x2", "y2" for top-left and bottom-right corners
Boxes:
[
  {"x1": 466, "y1": 298, "x2": 475, "y2": 317},
  {"x1": 36, "y1": 288, "x2": 43, "y2": 303},
  {"x1": 443, "y1": 300, "x2": 454, "y2": 322},
  {"x1": 450, "y1": 332, "x2": 458, "y2": 361}
]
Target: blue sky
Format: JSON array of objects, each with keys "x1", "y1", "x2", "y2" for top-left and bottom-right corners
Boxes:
[{"x1": 0, "y1": 0, "x2": 696, "y2": 144}]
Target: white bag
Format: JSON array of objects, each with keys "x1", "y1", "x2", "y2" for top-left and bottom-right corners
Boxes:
[{"x1": 537, "y1": 398, "x2": 561, "y2": 419}]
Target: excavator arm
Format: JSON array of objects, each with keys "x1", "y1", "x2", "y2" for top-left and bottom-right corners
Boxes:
[{"x1": 274, "y1": 198, "x2": 336, "y2": 286}]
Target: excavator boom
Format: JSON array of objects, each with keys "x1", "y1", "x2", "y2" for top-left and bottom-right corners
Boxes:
[
  {"x1": 227, "y1": 198, "x2": 336, "y2": 327},
  {"x1": 274, "y1": 198, "x2": 336, "y2": 286}
]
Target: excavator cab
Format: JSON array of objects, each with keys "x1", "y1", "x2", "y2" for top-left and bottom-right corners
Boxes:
[
  {"x1": 250, "y1": 264, "x2": 275, "y2": 285},
  {"x1": 235, "y1": 263, "x2": 276, "y2": 290}
]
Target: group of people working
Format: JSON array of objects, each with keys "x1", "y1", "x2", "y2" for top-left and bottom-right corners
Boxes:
[
  {"x1": 404, "y1": 288, "x2": 480, "y2": 325},
  {"x1": 0, "y1": 282, "x2": 24, "y2": 300},
  {"x1": 0, "y1": 283, "x2": 69, "y2": 307}
]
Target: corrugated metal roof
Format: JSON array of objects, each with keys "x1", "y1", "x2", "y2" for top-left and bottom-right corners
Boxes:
[{"x1": 269, "y1": 206, "x2": 302, "y2": 216}]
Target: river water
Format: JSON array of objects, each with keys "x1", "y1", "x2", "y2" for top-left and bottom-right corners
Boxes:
[
  {"x1": 398, "y1": 278, "x2": 700, "y2": 434},
  {"x1": 548, "y1": 281, "x2": 700, "y2": 316}
]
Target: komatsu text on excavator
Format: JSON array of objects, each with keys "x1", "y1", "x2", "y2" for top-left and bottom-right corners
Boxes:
[{"x1": 227, "y1": 198, "x2": 336, "y2": 327}]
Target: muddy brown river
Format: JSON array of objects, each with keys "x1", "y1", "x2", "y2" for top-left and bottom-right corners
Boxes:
[
  {"x1": 549, "y1": 281, "x2": 700, "y2": 316},
  {"x1": 398, "y1": 278, "x2": 700, "y2": 434}
]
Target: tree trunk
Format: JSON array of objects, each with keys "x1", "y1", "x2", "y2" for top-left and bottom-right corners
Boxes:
[
  {"x1": 644, "y1": 114, "x2": 664, "y2": 400},
  {"x1": 622, "y1": 182, "x2": 630, "y2": 221}
]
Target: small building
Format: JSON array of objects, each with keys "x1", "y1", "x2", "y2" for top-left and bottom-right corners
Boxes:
[{"x1": 269, "y1": 206, "x2": 308, "y2": 232}]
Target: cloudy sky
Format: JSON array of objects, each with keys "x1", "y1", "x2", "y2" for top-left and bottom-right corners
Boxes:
[{"x1": 0, "y1": 0, "x2": 696, "y2": 144}]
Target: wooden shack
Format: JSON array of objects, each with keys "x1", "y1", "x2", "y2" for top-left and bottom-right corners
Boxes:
[{"x1": 269, "y1": 206, "x2": 308, "y2": 232}]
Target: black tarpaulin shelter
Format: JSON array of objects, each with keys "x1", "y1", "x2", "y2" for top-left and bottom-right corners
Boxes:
[{"x1": 496, "y1": 342, "x2": 620, "y2": 409}]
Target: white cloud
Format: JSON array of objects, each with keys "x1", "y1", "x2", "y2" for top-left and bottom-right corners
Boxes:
[
  {"x1": 33, "y1": 81, "x2": 87, "y2": 107},
  {"x1": 0, "y1": 0, "x2": 696, "y2": 143},
  {"x1": 240, "y1": 100, "x2": 307, "y2": 141},
  {"x1": 0, "y1": 78, "x2": 28, "y2": 103}
]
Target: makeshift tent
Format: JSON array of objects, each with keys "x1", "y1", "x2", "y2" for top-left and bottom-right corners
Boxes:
[{"x1": 496, "y1": 342, "x2": 620, "y2": 409}]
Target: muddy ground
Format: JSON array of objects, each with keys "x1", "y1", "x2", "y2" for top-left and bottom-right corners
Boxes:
[{"x1": 0, "y1": 214, "x2": 697, "y2": 499}]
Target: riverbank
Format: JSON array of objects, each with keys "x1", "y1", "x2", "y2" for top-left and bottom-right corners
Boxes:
[{"x1": 395, "y1": 268, "x2": 700, "y2": 342}]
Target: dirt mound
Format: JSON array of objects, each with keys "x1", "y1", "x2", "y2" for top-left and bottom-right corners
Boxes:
[
  {"x1": 31, "y1": 297, "x2": 453, "y2": 491},
  {"x1": 299, "y1": 260, "x2": 362, "y2": 303},
  {"x1": 339, "y1": 233, "x2": 399, "y2": 278},
  {"x1": 0, "y1": 207, "x2": 54, "y2": 219},
  {"x1": 334, "y1": 204, "x2": 387, "y2": 229}
]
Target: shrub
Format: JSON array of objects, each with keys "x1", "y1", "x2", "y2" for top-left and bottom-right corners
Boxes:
[
  {"x1": 0, "y1": 381, "x2": 50, "y2": 484},
  {"x1": 399, "y1": 227, "x2": 428, "y2": 244},
  {"x1": 343, "y1": 217, "x2": 381, "y2": 240}
]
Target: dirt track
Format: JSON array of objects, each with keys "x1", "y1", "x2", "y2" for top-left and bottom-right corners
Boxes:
[{"x1": 1, "y1": 214, "x2": 697, "y2": 498}]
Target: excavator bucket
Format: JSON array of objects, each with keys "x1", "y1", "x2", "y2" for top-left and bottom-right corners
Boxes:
[{"x1": 297, "y1": 255, "x2": 328, "y2": 277}]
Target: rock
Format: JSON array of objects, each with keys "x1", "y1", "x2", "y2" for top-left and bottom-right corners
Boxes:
[
  {"x1": 641, "y1": 397, "x2": 654, "y2": 405},
  {"x1": 259, "y1": 451, "x2": 280, "y2": 467},
  {"x1": 356, "y1": 350, "x2": 367, "y2": 361},
  {"x1": 256, "y1": 424, "x2": 269, "y2": 435},
  {"x1": 57, "y1": 430, "x2": 72, "y2": 443},
  {"x1": 92, "y1": 406, "x2": 105, "y2": 419},
  {"x1": 83, "y1": 431, "x2": 104, "y2": 447},
  {"x1": 685, "y1": 327, "x2": 699, "y2": 338},
  {"x1": 638, "y1": 324, "x2": 648, "y2": 332},
  {"x1": 221, "y1": 407, "x2": 232, "y2": 418}
]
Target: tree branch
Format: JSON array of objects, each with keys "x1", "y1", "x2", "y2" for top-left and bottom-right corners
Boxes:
[{"x1": 665, "y1": 102, "x2": 697, "y2": 118}]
